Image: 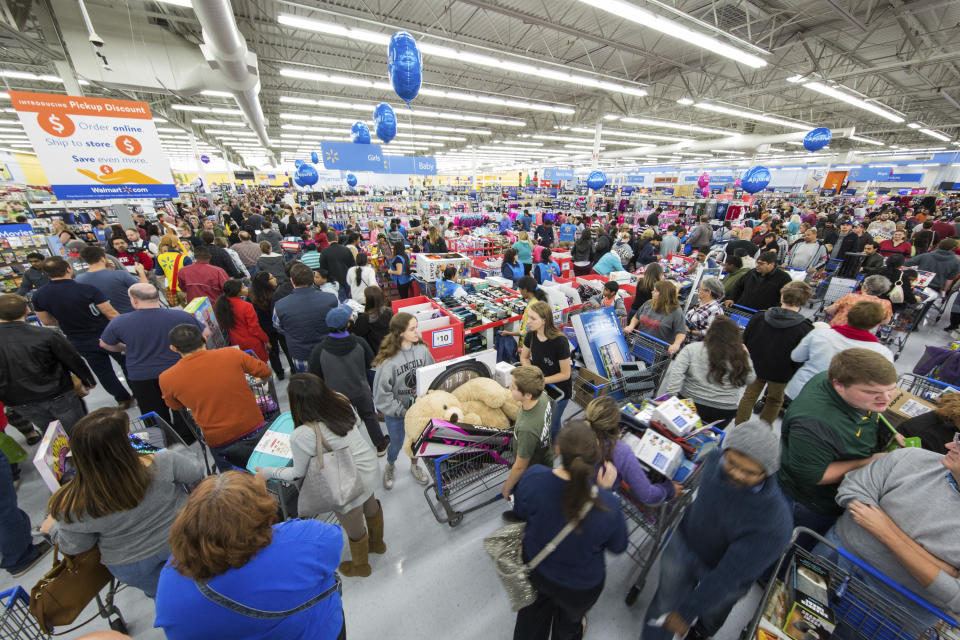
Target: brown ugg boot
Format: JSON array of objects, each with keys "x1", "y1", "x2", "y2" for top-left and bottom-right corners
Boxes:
[
  {"x1": 366, "y1": 501, "x2": 386, "y2": 554},
  {"x1": 339, "y1": 535, "x2": 371, "y2": 577}
]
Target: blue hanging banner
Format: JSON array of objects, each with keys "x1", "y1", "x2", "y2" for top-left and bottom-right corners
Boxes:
[
  {"x1": 320, "y1": 141, "x2": 385, "y2": 171},
  {"x1": 543, "y1": 168, "x2": 575, "y2": 181},
  {"x1": 372, "y1": 155, "x2": 438, "y2": 175}
]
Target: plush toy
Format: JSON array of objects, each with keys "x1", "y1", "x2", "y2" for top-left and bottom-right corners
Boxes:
[
  {"x1": 451, "y1": 377, "x2": 521, "y2": 430},
  {"x1": 403, "y1": 389, "x2": 481, "y2": 457}
]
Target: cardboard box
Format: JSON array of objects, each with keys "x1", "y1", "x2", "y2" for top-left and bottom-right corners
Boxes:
[
  {"x1": 184, "y1": 296, "x2": 227, "y2": 349},
  {"x1": 32, "y1": 420, "x2": 71, "y2": 492},
  {"x1": 782, "y1": 556, "x2": 835, "y2": 640},
  {"x1": 625, "y1": 429, "x2": 684, "y2": 479},
  {"x1": 883, "y1": 389, "x2": 936, "y2": 428},
  {"x1": 652, "y1": 396, "x2": 701, "y2": 437},
  {"x1": 494, "y1": 361, "x2": 516, "y2": 388}
]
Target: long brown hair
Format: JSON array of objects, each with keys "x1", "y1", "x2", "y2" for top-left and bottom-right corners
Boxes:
[
  {"x1": 704, "y1": 316, "x2": 752, "y2": 386},
  {"x1": 557, "y1": 420, "x2": 607, "y2": 524},
  {"x1": 585, "y1": 396, "x2": 620, "y2": 462},
  {"x1": 372, "y1": 311, "x2": 421, "y2": 366},
  {"x1": 639, "y1": 263, "x2": 663, "y2": 294},
  {"x1": 47, "y1": 409, "x2": 152, "y2": 523},
  {"x1": 651, "y1": 280, "x2": 679, "y2": 314},
  {"x1": 526, "y1": 300, "x2": 564, "y2": 340},
  {"x1": 364, "y1": 285, "x2": 386, "y2": 319},
  {"x1": 287, "y1": 372, "x2": 356, "y2": 436},
  {"x1": 169, "y1": 472, "x2": 277, "y2": 580}
]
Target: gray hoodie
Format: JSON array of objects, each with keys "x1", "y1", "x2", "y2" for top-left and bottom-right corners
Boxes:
[{"x1": 372, "y1": 343, "x2": 434, "y2": 418}]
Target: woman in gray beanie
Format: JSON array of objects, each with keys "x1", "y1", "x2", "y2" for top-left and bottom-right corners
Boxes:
[{"x1": 684, "y1": 276, "x2": 725, "y2": 340}]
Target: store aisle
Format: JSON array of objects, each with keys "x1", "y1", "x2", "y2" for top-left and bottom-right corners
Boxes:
[{"x1": 0, "y1": 316, "x2": 940, "y2": 639}]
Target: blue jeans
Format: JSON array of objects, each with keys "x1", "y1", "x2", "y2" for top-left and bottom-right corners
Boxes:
[
  {"x1": 10, "y1": 390, "x2": 86, "y2": 434},
  {"x1": 384, "y1": 415, "x2": 405, "y2": 464},
  {"x1": 108, "y1": 550, "x2": 170, "y2": 599},
  {"x1": 815, "y1": 528, "x2": 944, "y2": 639},
  {"x1": 644, "y1": 533, "x2": 750, "y2": 639},
  {"x1": 77, "y1": 346, "x2": 131, "y2": 403},
  {"x1": 0, "y1": 450, "x2": 34, "y2": 572},
  {"x1": 550, "y1": 398, "x2": 570, "y2": 442},
  {"x1": 210, "y1": 423, "x2": 267, "y2": 472},
  {"x1": 782, "y1": 491, "x2": 839, "y2": 543}
]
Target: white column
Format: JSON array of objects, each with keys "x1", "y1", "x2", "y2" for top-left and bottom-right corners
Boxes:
[
  {"x1": 592, "y1": 118, "x2": 602, "y2": 170},
  {"x1": 188, "y1": 124, "x2": 209, "y2": 195}
]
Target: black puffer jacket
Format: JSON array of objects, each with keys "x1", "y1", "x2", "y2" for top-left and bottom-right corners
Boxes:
[
  {"x1": 742, "y1": 307, "x2": 813, "y2": 382},
  {"x1": 0, "y1": 321, "x2": 94, "y2": 405}
]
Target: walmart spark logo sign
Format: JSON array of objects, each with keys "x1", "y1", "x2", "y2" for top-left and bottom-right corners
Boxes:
[
  {"x1": 320, "y1": 141, "x2": 384, "y2": 171},
  {"x1": 325, "y1": 148, "x2": 339, "y2": 165}
]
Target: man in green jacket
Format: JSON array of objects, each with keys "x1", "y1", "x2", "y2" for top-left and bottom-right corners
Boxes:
[
  {"x1": 721, "y1": 254, "x2": 750, "y2": 299},
  {"x1": 777, "y1": 348, "x2": 901, "y2": 536}
]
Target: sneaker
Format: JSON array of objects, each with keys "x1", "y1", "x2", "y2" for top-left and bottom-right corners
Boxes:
[
  {"x1": 382, "y1": 462, "x2": 395, "y2": 490},
  {"x1": 25, "y1": 429, "x2": 42, "y2": 446},
  {"x1": 376, "y1": 436, "x2": 390, "y2": 458},
  {"x1": 410, "y1": 462, "x2": 428, "y2": 485},
  {"x1": 8, "y1": 540, "x2": 52, "y2": 577}
]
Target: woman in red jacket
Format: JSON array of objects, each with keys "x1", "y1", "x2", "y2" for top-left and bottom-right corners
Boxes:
[
  {"x1": 878, "y1": 229, "x2": 912, "y2": 259},
  {"x1": 213, "y1": 278, "x2": 270, "y2": 361}
]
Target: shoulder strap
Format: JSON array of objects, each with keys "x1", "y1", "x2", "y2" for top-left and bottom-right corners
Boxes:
[
  {"x1": 525, "y1": 486, "x2": 597, "y2": 572},
  {"x1": 194, "y1": 574, "x2": 341, "y2": 619}
]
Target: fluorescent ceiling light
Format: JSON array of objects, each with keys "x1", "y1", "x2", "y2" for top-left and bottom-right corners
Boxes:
[
  {"x1": 693, "y1": 102, "x2": 808, "y2": 130},
  {"x1": 574, "y1": 0, "x2": 767, "y2": 67},
  {"x1": 280, "y1": 68, "x2": 572, "y2": 114},
  {"x1": 171, "y1": 104, "x2": 243, "y2": 115},
  {"x1": 918, "y1": 128, "x2": 951, "y2": 142},
  {"x1": 907, "y1": 122, "x2": 922, "y2": 129},
  {"x1": 569, "y1": 127, "x2": 689, "y2": 142},
  {"x1": 616, "y1": 116, "x2": 736, "y2": 136},
  {"x1": 277, "y1": 99, "x2": 524, "y2": 127},
  {"x1": 200, "y1": 90, "x2": 234, "y2": 98},
  {"x1": 786, "y1": 75, "x2": 806, "y2": 83},
  {"x1": 848, "y1": 135, "x2": 884, "y2": 146},
  {"x1": 277, "y1": 13, "x2": 647, "y2": 98},
  {"x1": 155, "y1": 0, "x2": 192, "y2": 7},
  {"x1": 677, "y1": 98, "x2": 694, "y2": 105},
  {"x1": 801, "y1": 82, "x2": 904, "y2": 123}
]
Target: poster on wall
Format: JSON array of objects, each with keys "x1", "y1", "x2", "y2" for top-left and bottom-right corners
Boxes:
[{"x1": 9, "y1": 91, "x2": 177, "y2": 200}]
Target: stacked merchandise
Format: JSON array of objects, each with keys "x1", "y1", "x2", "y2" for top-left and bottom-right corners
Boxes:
[
  {"x1": 0, "y1": 222, "x2": 53, "y2": 293},
  {"x1": 410, "y1": 419, "x2": 514, "y2": 461}
]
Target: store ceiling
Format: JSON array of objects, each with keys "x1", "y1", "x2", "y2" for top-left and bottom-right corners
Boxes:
[{"x1": 0, "y1": 0, "x2": 955, "y2": 172}]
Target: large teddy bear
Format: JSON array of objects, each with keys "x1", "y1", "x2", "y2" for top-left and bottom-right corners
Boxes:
[{"x1": 402, "y1": 378, "x2": 522, "y2": 457}]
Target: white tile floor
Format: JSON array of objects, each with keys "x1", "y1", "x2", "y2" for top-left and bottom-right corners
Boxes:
[{"x1": 1, "y1": 302, "x2": 949, "y2": 639}]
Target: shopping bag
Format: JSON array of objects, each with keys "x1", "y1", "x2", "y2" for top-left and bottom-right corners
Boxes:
[{"x1": 297, "y1": 422, "x2": 364, "y2": 517}]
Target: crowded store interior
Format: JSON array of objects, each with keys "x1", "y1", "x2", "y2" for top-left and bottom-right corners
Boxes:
[{"x1": 1, "y1": 0, "x2": 960, "y2": 639}]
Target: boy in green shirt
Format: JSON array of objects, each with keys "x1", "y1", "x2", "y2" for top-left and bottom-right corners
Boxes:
[{"x1": 501, "y1": 365, "x2": 554, "y2": 521}]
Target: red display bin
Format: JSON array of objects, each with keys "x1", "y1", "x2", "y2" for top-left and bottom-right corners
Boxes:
[{"x1": 391, "y1": 296, "x2": 465, "y2": 362}]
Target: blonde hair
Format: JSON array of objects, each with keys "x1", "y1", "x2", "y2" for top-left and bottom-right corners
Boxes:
[
  {"x1": 518, "y1": 231, "x2": 530, "y2": 244},
  {"x1": 585, "y1": 396, "x2": 620, "y2": 462},
  {"x1": 158, "y1": 233, "x2": 182, "y2": 253}
]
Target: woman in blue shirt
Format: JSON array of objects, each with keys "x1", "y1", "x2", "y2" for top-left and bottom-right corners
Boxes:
[
  {"x1": 533, "y1": 248, "x2": 562, "y2": 284},
  {"x1": 501, "y1": 248, "x2": 525, "y2": 288},
  {"x1": 155, "y1": 472, "x2": 345, "y2": 640},
  {"x1": 436, "y1": 266, "x2": 469, "y2": 300},
  {"x1": 513, "y1": 231, "x2": 534, "y2": 276},
  {"x1": 592, "y1": 249, "x2": 624, "y2": 275},
  {"x1": 387, "y1": 241, "x2": 413, "y2": 299},
  {"x1": 512, "y1": 420, "x2": 627, "y2": 638}
]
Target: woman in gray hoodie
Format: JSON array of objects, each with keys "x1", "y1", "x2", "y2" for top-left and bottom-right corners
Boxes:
[{"x1": 372, "y1": 312, "x2": 434, "y2": 490}]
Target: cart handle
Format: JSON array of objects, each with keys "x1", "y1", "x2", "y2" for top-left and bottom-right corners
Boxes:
[
  {"x1": 137, "y1": 411, "x2": 160, "y2": 420},
  {"x1": 730, "y1": 304, "x2": 759, "y2": 314},
  {"x1": 793, "y1": 527, "x2": 959, "y2": 627}
]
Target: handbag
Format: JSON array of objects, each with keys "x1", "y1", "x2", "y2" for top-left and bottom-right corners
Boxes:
[
  {"x1": 483, "y1": 487, "x2": 597, "y2": 611},
  {"x1": 296, "y1": 421, "x2": 365, "y2": 517},
  {"x1": 888, "y1": 274, "x2": 905, "y2": 304},
  {"x1": 30, "y1": 546, "x2": 113, "y2": 632}
]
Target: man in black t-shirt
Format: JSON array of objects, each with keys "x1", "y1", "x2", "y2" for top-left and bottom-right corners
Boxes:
[{"x1": 32, "y1": 257, "x2": 132, "y2": 408}]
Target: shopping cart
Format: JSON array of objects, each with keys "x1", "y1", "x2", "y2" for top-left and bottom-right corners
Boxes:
[
  {"x1": 726, "y1": 304, "x2": 759, "y2": 330},
  {"x1": 812, "y1": 274, "x2": 861, "y2": 319},
  {"x1": 896, "y1": 372, "x2": 960, "y2": 401},
  {"x1": 0, "y1": 587, "x2": 47, "y2": 640},
  {"x1": 742, "y1": 527, "x2": 959, "y2": 640},
  {"x1": 421, "y1": 385, "x2": 562, "y2": 527},
  {"x1": 625, "y1": 331, "x2": 672, "y2": 396},
  {"x1": 243, "y1": 350, "x2": 281, "y2": 421},
  {"x1": 621, "y1": 461, "x2": 706, "y2": 606},
  {"x1": 878, "y1": 300, "x2": 935, "y2": 361}
]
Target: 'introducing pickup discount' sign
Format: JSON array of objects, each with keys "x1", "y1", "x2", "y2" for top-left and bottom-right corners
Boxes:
[{"x1": 9, "y1": 91, "x2": 177, "y2": 200}]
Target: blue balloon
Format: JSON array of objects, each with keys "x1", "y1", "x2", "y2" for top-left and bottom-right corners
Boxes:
[
  {"x1": 803, "y1": 127, "x2": 832, "y2": 152},
  {"x1": 740, "y1": 166, "x2": 771, "y2": 194},
  {"x1": 374, "y1": 103, "x2": 397, "y2": 144},
  {"x1": 586, "y1": 170, "x2": 607, "y2": 191},
  {"x1": 346, "y1": 173, "x2": 358, "y2": 187},
  {"x1": 295, "y1": 164, "x2": 318, "y2": 187},
  {"x1": 310, "y1": 151, "x2": 319, "y2": 164},
  {"x1": 388, "y1": 31, "x2": 422, "y2": 107},
  {"x1": 351, "y1": 121, "x2": 371, "y2": 145},
  {"x1": 294, "y1": 159, "x2": 303, "y2": 168}
]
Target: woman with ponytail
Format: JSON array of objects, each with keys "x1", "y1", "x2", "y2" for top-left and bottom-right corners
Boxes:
[
  {"x1": 586, "y1": 396, "x2": 681, "y2": 505},
  {"x1": 511, "y1": 420, "x2": 628, "y2": 638},
  {"x1": 213, "y1": 278, "x2": 269, "y2": 361}
]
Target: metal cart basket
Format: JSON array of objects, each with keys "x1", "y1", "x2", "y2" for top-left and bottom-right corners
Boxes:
[
  {"x1": 0, "y1": 588, "x2": 47, "y2": 640},
  {"x1": 743, "y1": 528, "x2": 959, "y2": 640}
]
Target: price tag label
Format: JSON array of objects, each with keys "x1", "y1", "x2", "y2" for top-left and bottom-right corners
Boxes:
[{"x1": 432, "y1": 328, "x2": 454, "y2": 348}]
